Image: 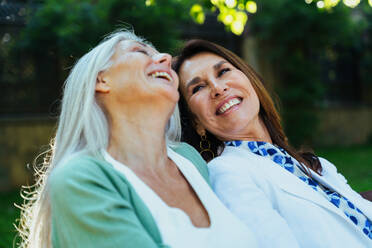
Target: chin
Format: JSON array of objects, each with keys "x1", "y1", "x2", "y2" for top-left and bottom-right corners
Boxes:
[
  {"x1": 154, "y1": 89, "x2": 179, "y2": 104},
  {"x1": 162, "y1": 87, "x2": 179, "y2": 101}
]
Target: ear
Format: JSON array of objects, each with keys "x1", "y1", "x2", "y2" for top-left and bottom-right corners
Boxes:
[{"x1": 95, "y1": 71, "x2": 110, "y2": 93}]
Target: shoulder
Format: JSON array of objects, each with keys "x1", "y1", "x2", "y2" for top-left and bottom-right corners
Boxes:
[
  {"x1": 208, "y1": 146, "x2": 265, "y2": 174},
  {"x1": 318, "y1": 157, "x2": 348, "y2": 183},
  {"x1": 318, "y1": 157, "x2": 341, "y2": 178},
  {"x1": 49, "y1": 153, "x2": 130, "y2": 198},
  {"x1": 171, "y1": 142, "x2": 210, "y2": 184},
  {"x1": 171, "y1": 142, "x2": 206, "y2": 166},
  {"x1": 49, "y1": 154, "x2": 161, "y2": 247},
  {"x1": 172, "y1": 142, "x2": 199, "y2": 157},
  {"x1": 207, "y1": 146, "x2": 269, "y2": 188},
  {"x1": 318, "y1": 157, "x2": 337, "y2": 172},
  {"x1": 50, "y1": 154, "x2": 112, "y2": 183}
]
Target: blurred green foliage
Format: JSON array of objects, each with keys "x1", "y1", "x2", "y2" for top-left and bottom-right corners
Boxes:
[
  {"x1": 359, "y1": 3, "x2": 372, "y2": 86},
  {"x1": 18, "y1": 0, "x2": 188, "y2": 56},
  {"x1": 12, "y1": 0, "x2": 188, "y2": 92},
  {"x1": 6, "y1": 0, "x2": 372, "y2": 145},
  {"x1": 248, "y1": 0, "x2": 371, "y2": 146},
  {"x1": 0, "y1": 191, "x2": 22, "y2": 248},
  {"x1": 7, "y1": 0, "x2": 189, "y2": 114},
  {"x1": 187, "y1": 0, "x2": 370, "y2": 35}
]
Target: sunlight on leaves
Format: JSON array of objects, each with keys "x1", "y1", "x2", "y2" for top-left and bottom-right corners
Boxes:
[
  {"x1": 144, "y1": 0, "x2": 370, "y2": 36},
  {"x1": 343, "y1": 0, "x2": 360, "y2": 8},
  {"x1": 245, "y1": 1, "x2": 257, "y2": 14},
  {"x1": 145, "y1": 0, "x2": 155, "y2": 6},
  {"x1": 238, "y1": 3, "x2": 245, "y2": 10},
  {"x1": 311, "y1": 0, "x2": 367, "y2": 9},
  {"x1": 190, "y1": 4, "x2": 205, "y2": 24},
  {"x1": 231, "y1": 20, "x2": 245, "y2": 35},
  {"x1": 324, "y1": 0, "x2": 340, "y2": 9},
  {"x1": 317, "y1": 1, "x2": 325, "y2": 8},
  {"x1": 225, "y1": 0, "x2": 237, "y2": 8}
]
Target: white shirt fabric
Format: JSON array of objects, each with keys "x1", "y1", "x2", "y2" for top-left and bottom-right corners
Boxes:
[
  {"x1": 208, "y1": 146, "x2": 372, "y2": 248},
  {"x1": 103, "y1": 147, "x2": 258, "y2": 248}
]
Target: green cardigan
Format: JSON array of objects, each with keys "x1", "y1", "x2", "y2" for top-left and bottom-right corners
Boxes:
[{"x1": 49, "y1": 142, "x2": 209, "y2": 248}]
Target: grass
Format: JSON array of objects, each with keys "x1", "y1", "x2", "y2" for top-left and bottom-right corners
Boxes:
[
  {"x1": 315, "y1": 145, "x2": 372, "y2": 192},
  {"x1": 0, "y1": 190, "x2": 22, "y2": 248},
  {"x1": 0, "y1": 145, "x2": 371, "y2": 247}
]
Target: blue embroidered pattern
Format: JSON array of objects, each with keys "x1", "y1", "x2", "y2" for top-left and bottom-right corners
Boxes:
[{"x1": 225, "y1": 140, "x2": 372, "y2": 240}]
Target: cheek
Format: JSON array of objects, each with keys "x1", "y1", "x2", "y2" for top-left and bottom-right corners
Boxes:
[
  {"x1": 188, "y1": 100, "x2": 202, "y2": 119},
  {"x1": 110, "y1": 63, "x2": 138, "y2": 84},
  {"x1": 188, "y1": 94, "x2": 209, "y2": 117},
  {"x1": 252, "y1": 91, "x2": 260, "y2": 112}
]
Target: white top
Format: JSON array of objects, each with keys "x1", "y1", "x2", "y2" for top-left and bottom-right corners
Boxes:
[
  {"x1": 103, "y1": 147, "x2": 258, "y2": 248},
  {"x1": 208, "y1": 146, "x2": 372, "y2": 248}
]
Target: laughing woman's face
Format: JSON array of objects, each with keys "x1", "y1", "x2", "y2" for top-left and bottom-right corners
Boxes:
[
  {"x1": 178, "y1": 52, "x2": 261, "y2": 141},
  {"x1": 96, "y1": 40, "x2": 179, "y2": 110}
]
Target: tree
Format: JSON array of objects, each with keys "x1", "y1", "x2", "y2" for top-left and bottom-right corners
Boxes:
[
  {"x1": 181, "y1": 0, "x2": 372, "y2": 35},
  {"x1": 247, "y1": 0, "x2": 367, "y2": 145},
  {"x1": 8, "y1": 0, "x2": 188, "y2": 114}
]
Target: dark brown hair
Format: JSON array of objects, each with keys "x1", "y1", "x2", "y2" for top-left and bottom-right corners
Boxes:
[{"x1": 172, "y1": 39, "x2": 322, "y2": 175}]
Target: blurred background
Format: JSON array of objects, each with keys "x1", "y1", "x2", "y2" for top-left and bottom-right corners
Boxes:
[{"x1": 0, "y1": 0, "x2": 371, "y2": 246}]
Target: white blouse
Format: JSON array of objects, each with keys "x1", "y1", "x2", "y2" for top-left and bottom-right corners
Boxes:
[
  {"x1": 208, "y1": 146, "x2": 372, "y2": 248},
  {"x1": 103, "y1": 147, "x2": 258, "y2": 248}
]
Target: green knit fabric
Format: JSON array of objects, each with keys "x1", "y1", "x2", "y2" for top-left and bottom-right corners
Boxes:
[{"x1": 49, "y1": 142, "x2": 209, "y2": 248}]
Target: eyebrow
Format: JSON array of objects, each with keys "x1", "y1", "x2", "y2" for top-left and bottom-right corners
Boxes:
[
  {"x1": 134, "y1": 41, "x2": 149, "y2": 47},
  {"x1": 130, "y1": 42, "x2": 148, "y2": 51},
  {"x1": 185, "y1": 60, "x2": 228, "y2": 91},
  {"x1": 185, "y1": 77, "x2": 202, "y2": 91},
  {"x1": 130, "y1": 42, "x2": 158, "y2": 54},
  {"x1": 213, "y1": 60, "x2": 227, "y2": 70}
]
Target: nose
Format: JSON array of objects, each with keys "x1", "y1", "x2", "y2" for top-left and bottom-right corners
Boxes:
[
  {"x1": 153, "y1": 53, "x2": 172, "y2": 66},
  {"x1": 210, "y1": 80, "x2": 228, "y2": 98}
]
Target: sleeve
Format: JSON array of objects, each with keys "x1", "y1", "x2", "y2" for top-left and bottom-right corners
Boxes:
[
  {"x1": 318, "y1": 157, "x2": 365, "y2": 200},
  {"x1": 49, "y1": 158, "x2": 159, "y2": 248},
  {"x1": 318, "y1": 157, "x2": 348, "y2": 183},
  {"x1": 208, "y1": 157, "x2": 301, "y2": 248},
  {"x1": 173, "y1": 142, "x2": 210, "y2": 185}
]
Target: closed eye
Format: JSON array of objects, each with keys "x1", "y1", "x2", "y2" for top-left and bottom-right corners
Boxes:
[
  {"x1": 136, "y1": 49, "x2": 150, "y2": 56},
  {"x1": 192, "y1": 84, "x2": 205, "y2": 94},
  {"x1": 218, "y1": 68, "x2": 230, "y2": 77}
]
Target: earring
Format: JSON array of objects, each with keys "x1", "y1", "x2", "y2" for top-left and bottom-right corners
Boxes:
[{"x1": 199, "y1": 134, "x2": 215, "y2": 159}]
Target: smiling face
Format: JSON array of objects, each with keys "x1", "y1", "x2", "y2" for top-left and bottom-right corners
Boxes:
[
  {"x1": 96, "y1": 40, "x2": 179, "y2": 110},
  {"x1": 178, "y1": 52, "x2": 261, "y2": 141}
]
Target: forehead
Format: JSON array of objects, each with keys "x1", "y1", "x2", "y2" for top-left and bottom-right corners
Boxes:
[
  {"x1": 181, "y1": 52, "x2": 225, "y2": 71},
  {"x1": 180, "y1": 52, "x2": 225, "y2": 77},
  {"x1": 116, "y1": 40, "x2": 158, "y2": 53}
]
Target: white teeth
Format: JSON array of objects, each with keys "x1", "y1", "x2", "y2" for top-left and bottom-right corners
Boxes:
[
  {"x1": 218, "y1": 98, "x2": 241, "y2": 114},
  {"x1": 150, "y1": 71, "x2": 172, "y2": 82}
]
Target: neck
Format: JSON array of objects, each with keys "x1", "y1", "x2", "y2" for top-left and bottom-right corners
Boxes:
[
  {"x1": 223, "y1": 117, "x2": 272, "y2": 143},
  {"x1": 106, "y1": 103, "x2": 172, "y2": 173}
]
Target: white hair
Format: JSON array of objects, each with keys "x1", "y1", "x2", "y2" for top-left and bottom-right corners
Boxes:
[{"x1": 16, "y1": 30, "x2": 182, "y2": 248}]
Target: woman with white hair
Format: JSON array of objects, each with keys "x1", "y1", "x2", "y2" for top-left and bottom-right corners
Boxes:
[{"x1": 17, "y1": 31, "x2": 258, "y2": 248}]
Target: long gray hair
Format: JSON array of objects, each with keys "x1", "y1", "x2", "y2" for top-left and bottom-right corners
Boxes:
[{"x1": 17, "y1": 30, "x2": 181, "y2": 248}]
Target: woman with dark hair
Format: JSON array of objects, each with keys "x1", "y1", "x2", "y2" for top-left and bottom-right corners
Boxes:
[{"x1": 173, "y1": 39, "x2": 372, "y2": 248}]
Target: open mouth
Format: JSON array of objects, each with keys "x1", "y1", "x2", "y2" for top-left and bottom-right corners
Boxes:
[
  {"x1": 149, "y1": 71, "x2": 172, "y2": 82},
  {"x1": 216, "y1": 97, "x2": 242, "y2": 115}
]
